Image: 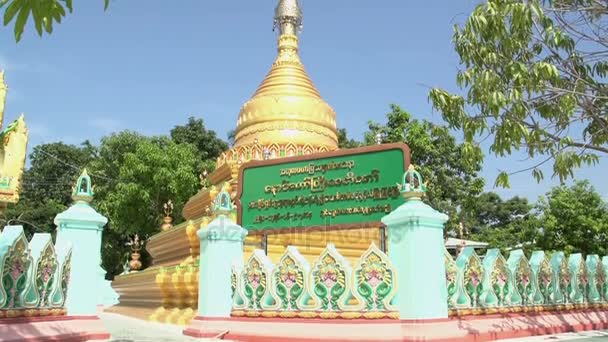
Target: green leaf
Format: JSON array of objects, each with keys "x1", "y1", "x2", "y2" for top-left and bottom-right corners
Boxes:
[
  {"x1": 3, "y1": 0, "x2": 22, "y2": 25},
  {"x1": 494, "y1": 171, "x2": 510, "y2": 188},
  {"x1": 104, "y1": 0, "x2": 110, "y2": 10},
  {"x1": 64, "y1": 0, "x2": 73, "y2": 12},
  {"x1": 43, "y1": 16, "x2": 52, "y2": 34},
  {"x1": 32, "y1": 6, "x2": 42, "y2": 36},
  {"x1": 13, "y1": 2, "x2": 30, "y2": 42},
  {"x1": 532, "y1": 168, "x2": 544, "y2": 182}
]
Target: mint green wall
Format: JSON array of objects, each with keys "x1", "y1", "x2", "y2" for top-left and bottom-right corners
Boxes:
[
  {"x1": 381, "y1": 198, "x2": 449, "y2": 320},
  {"x1": 197, "y1": 215, "x2": 247, "y2": 317},
  {"x1": 54, "y1": 201, "x2": 108, "y2": 315}
]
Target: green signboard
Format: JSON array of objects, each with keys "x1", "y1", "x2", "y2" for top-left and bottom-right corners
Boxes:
[{"x1": 236, "y1": 143, "x2": 410, "y2": 232}]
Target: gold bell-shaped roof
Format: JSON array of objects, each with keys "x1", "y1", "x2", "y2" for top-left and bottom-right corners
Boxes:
[{"x1": 233, "y1": 0, "x2": 338, "y2": 151}]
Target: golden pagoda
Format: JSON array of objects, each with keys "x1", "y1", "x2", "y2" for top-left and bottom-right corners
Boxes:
[{"x1": 108, "y1": 0, "x2": 380, "y2": 324}]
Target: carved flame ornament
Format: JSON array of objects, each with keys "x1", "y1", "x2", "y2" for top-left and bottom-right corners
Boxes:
[{"x1": 0, "y1": 71, "x2": 28, "y2": 206}]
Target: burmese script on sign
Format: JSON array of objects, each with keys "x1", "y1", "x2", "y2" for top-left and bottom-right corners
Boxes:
[
  {"x1": 250, "y1": 160, "x2": 400, "y2": 224},
  {"x1": 279, "y1": 160, "x2": 356, "y2": 177},
  {"x1": 239, "y1": 146, "x2": 408, "y2": 230}
]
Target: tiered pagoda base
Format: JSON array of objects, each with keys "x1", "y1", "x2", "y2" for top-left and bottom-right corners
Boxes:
[{"x1": 184, "y1": 308, "x2": 608, "y2": 341}]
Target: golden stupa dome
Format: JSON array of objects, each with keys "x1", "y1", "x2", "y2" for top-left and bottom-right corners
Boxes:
[{"x1": 232, "y1": 0, "x2": 338, "y2": 153}]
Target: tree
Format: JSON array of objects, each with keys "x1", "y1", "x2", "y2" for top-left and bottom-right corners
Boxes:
[
  {"x1": 466, "y1": 192, "x2": 531, "y2": 233},
  {"x1": 337, "y1": 128, "x2": 361, "y2": 149},
  {"x1": 1, "y1": 0, "x2": 110, "y2": 42},
  {"x1": 90, "y1": 131, "x2": 201, "y2": 275},
  {"x1": 170, "y1": 117, "x2": 229, "y2": 172},
  {"x1": 20, "y1": 142, "x2": 96, "y2": 205},
  {"x1": 465, "y1": 192, "x2": 537, "y2": 250},
  {"x1": 429, "y1": 0, "x2": 607, "y2": 188},
  {"x1": 364, "y1": 104, "x2": 485, "y2": 235},
  {"x1": 535, "y1": 180, "x2": 608, "y2": 256}
]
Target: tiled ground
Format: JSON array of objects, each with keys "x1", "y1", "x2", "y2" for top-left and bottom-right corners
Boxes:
[
  {"x1": 100, "y1": 312, "x2": 221, "y2": 342},
  {"x1": 100, "y1": 312, "x2": 608, "y2": 342},
  {"x1": 499, "y1": 330, "x2": 608, "y2": 341}
]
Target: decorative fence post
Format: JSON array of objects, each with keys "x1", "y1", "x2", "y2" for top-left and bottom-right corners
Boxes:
[
  {"x1": 54, "y1": 169, "x2": 109, "y2": 315},
  {"x1": 381, "y1": 165, "x2": 449, "y2": 320},
  {"x1": 197, "y1": 183, "x2": 247, "y2": 318}
]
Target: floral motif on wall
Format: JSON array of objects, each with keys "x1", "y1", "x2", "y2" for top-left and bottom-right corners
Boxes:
[
  {"x1": 514, "y1": 257, "x2": 532, "y2": 306},
  {"x1": 489, "y1": 255, "x2": 509, "y2": 307},
  {"x1": 537, "y1": 257, "x2": 552, "y2": 305},
  {"x1": 353, "y1": 244, "x2": 396, "y2": 311},
  {"x1": 274, "y1": 255, "x2": 305, "y2": 310},
  {"x1": 1, "y1": 236, "x2": 30, "y2": 309},
  {"x1": 34, "y1": 243, "x2": 57, "y2": 307},
  {"x1": 0, "y1": 227, "x2": 72, "y2": 316},
  {"x1": 445, "y1": 250, "x2": 458, "y2": 308},
  {"x1": 312, "y1": 253, "x2": 347, "y2": 311},
  {"x1": 243, "y1": 257, "x2": 268, "y2": 310},
  {"x1": 463, "y1": 255, "x2": 483, "y2": 308}
]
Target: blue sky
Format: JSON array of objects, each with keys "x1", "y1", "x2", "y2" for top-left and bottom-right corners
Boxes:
[{"x1": 0, "y1": 0, "x2": 604, "y2": 202}]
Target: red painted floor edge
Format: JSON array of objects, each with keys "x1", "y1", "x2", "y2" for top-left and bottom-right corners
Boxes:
[
  {"x1": 4, "y1": 332, "x2": 110, "y2": 342},
  {"x1": 184, "y1": 311, "x2": 608, "y2": 342},
  {"x1": 0, "y1": 315, "x2": 100, "y2": 325}
]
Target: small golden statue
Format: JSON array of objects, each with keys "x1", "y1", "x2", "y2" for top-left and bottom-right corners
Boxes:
[
  {"x1": 160, "y1": 199, "x2": 174, "y2": 232},
  {"x1": 127, "y1": 234, "x2": 143, "y2": 271}
]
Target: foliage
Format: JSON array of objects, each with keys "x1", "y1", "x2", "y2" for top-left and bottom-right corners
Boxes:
[
  {"x1": 0, "y1": 0, "x2": 110, "y2": 42},
  {"x1": 534, "y1": 180, "x2": 608, "y2": 256},
  {"x1": 170, "y1": 116, "x2": 229, "y2": 171},
  {"x1": 465, "y1": 192, "x2": 531, "y2": 233},
  {"x1": 429, "y1": 0, "x2": 608, "y2": 188},
  {"x1": 89, "y1": 131, "x2": 201, "y2": 274},
  {"x1": 466, "y1": 192, "x2": 537, "y2": 251},
  {"x1": 337, "y1": 128, "x2": 361, "y2": 149},
  {"x1": 3, "y1": 142, "x2": 95, "y2": 237},
  {"x1": 363, "y1": 104, "x2": 485, "y2": 234},
  {"x1": 21, "y1": 142, "x2": 96, "y2": 205}
]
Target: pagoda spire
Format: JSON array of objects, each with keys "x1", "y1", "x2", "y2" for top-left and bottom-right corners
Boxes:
[{"x1": 273, "y1": 0, "x2": 303, "y2": 36}]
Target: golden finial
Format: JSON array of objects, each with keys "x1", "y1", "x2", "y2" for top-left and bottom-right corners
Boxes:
[
  {"x1": 160, "y1": 200, "x2": 174, "y2": 232},
  {"x1": 199, "y1": 169, "x2": 209, "y2": 189},
  {"x1": 274, "y1": 0, "x2": 303, "y2": 36},
  {"x1": 127, "y1": 234, "x2": 143, "y2": 271},
  {"x1": 231, "y1": 0, "x2": 337, "y2": 150}
]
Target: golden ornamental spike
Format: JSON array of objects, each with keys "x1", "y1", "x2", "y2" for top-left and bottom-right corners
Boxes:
[
  {"x1": 160, "y1": 199, "x2": 174, "y2": 232},
  {"x1": 0, "y1": 73, "x2": 28, "y2": 208}
]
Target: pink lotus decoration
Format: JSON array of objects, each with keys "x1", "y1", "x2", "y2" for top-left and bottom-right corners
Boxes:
[
  {"x1": 521, "y1": 274, "x2": 530, "y2": 287},
  {"x1": 283, "y1": 272, "x2": 296, "y2": 288},
  {"x1": 470, "y1": 271, "x2": 480, "y2": 287},
  {"x1": 249, "y1": 274, "x2": 261, "y2": 289},
  {"x1": 322, "y1": 271, "x2": 337, "y2": 288},
  {"x1": 497, "y1": 272, "x2": 507, "y2": 287},
  {"x1": 11, "y1": 261, "x2": 22, "y2": 280},
  {"x1": 366, "y1": 269, "x2": 383, "y2": 287},
  {"x1": 42, "y1": 266, "x2": 53, "y2": 283}
]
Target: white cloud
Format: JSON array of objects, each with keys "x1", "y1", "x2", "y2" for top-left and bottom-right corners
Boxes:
[{"x1": 89, "y1": 118, "x2": 124, "y2": 133}]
